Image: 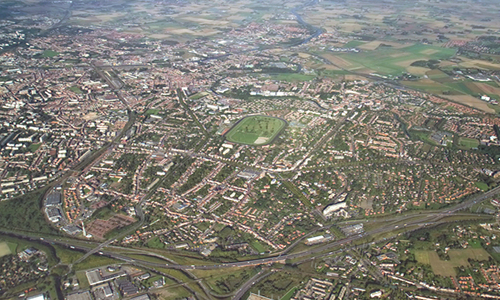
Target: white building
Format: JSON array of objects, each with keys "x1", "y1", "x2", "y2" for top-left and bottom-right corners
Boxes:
[{"x1": 323, "y1": 202, "x2": 347, "y2": 217}]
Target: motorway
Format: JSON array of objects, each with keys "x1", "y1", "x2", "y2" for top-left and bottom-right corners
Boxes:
[
  {"x1": 14, "y1": 185, "x2": 500, "y2": 274},
  {"x1": 5, "y1": 0, "x2": 499, "y2": 298},
  {"x1": 232, "y1": 270, "x2": 274, "y2": 300},
  {"x1": 2, "y1": 184, "x2": 492, "y2": 300}
]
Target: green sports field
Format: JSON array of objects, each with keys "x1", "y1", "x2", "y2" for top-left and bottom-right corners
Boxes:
[{"x1": 226, "y1": 116, "x2": 286, "y2": 145}]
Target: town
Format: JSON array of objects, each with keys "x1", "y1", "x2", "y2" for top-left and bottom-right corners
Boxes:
[{"x1": 1, "y1": 0, "x2": 500, "y2": 299}]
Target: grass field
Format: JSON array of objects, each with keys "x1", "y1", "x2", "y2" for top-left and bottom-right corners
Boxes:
[
  {"x1": 328, "y1": 44, "x2": 457, "y2": 76},
  {"x1": 28, "y1": 143, "x2": 41, "y2": 152},
  {"x1": 76, "y1": 271, "x2": 90, "y2": 289},
  {"x1": 53, "y1": 244, "x2": 84, "y2": 264},
  {"x1": 459, "y1": 137, "x2": 479, "y2": 149},
  {"x1": 189, "y1": 92, "x2": 209, "y2": 100},
  {"x1": 42, "y1": 50, "x2": 59, "y2": 58},
  {"x1": 343, "y1": 40, "x2": 366, "y2": 48},
  {"x1": 475, "y1": 182, "x2": 489, "y2": 191},
  {"x1": 400, "y1": 77, "x2": 497, "y2": 113},
  {"x1": 226, "y1": 116, "x2": 286, "y2": 145},
  {"x1": 0, "y1": 241, "x2": 14, "y2": 257},
  {"x1": 281, "y1": 286, "x2": 298, "y2": 300},
  {"x1": 145, "y1": 109, "x2": 160, "y2": 115},
  {"x1": 73, "y1": 255, "x2": 122, "y2": 271},
  {"x1": 415, "y1": 248, "x2": 491, "y2": 276},
  {"x1": 271, "y1": 73, "x2": 316, "y2": 82},
  {"x1": 250, "y1": 240, "x2": 266, "y2": 253},
  {"x1": 68, "y1": 86, "x2": 83, "y2": 94}
]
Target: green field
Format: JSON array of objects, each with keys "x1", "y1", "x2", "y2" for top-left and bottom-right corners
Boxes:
[
  {"x1": 73, "y1": 255, "x2": 122, "y2": 271},
  {"x1": 459, "y1": 137, "x2": 479, "y2": 149},
  {"x1": 68, "y1": 86, "x2": 83, "y2": 94},
  {"x1": 189, "y1": 92, "x2": 209, "y2": 100},
  {"x1": 475, "y1": 182, "x2": 489, "y2": 191},
  {"x1": 343, "y1": 40, "x2": 365, "y2": 48},
  {"x1": 76, "y1": 271, "x2": 90, "y2": 289},
  {"x1": 333, "y1": 44, "x2": 456, "y2": 76},
  {"x1": 281, "y1": 287, "x2": 298, "y2": 300},
  {"x1": 271, "y1": 73, "x2": 316, "y2": 82},
  {"x1": 250, "y1": 240, "x2": 266, "y2": 253},
  {"x1": 28, "y1": 143, "x2": 41, "y2": 152},
  {"x1": 415, "y1": 248, "x2": 491, "y2": 276},
  {"x1": 42, "y1": 50, "x2": 60, "y2": 58},
  {"x1": 0, "y1": 241, "x2": 14, "y2": 257},
  {"x1": 226, "y1": 116, "x2": 286, "y2": 145}
]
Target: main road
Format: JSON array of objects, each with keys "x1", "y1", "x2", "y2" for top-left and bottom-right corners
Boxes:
[{"x1": 14, "y1": 185, "x2": 498, "y2": 274}]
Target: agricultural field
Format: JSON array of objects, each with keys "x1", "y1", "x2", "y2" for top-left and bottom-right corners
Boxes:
[
  {"x1": 402, "y1": 79, "x2": 499, "y2": 113},
  {"x1": 415, "y1": 248, "x2": 491, "y2": 276},
  {"x1": 319, "y1": 44, "x2": 457, "y2": 76},
  {"x1": 225, "y1": 115, "x2": 286, "y2": 145},
  {"x1": 67, "y1": 0, "x2": 296, "y2": 40}
]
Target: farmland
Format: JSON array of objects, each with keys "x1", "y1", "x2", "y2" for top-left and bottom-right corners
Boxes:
[
  {"x1": 319, "y1": 44, "x2": 457, "y2": 76},
  {"x1": 226, "y1": 115, "x2": 286, "y2": 145}
]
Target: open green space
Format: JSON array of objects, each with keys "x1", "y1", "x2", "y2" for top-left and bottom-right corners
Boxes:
[
  {"x1": 333, "y1": 44, "x2": 456, "y2": 76},
  {"x1": 475, "y1": 182, "x2": 489, "y2": 191},
  {"x1": 145, "y1": 108, "x2": 160, "y2": 116},
  {"x1": 73, "y1": 255, "x2": 122, "y2": 271},
  {"x1": 411, "y1": 130, "x2": 439, "y2": 145},
  {"x1": 0, "y1": 241, "x2": 14, "y2": 257},
  {"x1": 76, "y1": 271, "x2": 90, "y2": 289},
  {"x1": 281, "y1": 286, "x2": 298, "y2": 300},
  {"x1": 68, "y1": 86, "x2": 83, "y2": 94},
  {"x1": 250, "y1": 240, "x2": 266, "y2": 253},
  {"x1": 0, "y1": 189, "x2": 57, "y2": 234},
  {"x1": 28, "y1": 143, "x2": 41, "y2": 152},
  {"x1": 250, "y1": 271, "x2": 304, "y2": 300},
  {"x1": 415, "y1": 248, "x2": 491, "y2": 276},
  {"x1": 402, "y1": 80, "x2": 454, "y2": 94},
  {"x1": 0, "y1": 234, "x2": 59, "y2": 267},
  {"x1": 41, "y1": 50, "x2": 59, "y2": 57},
  {"x1": 189, "y1": 92, "x2": 209, "y2": 100},
  {"x1": 226, "y1": 115, "x2": 286, "y2": 146},
  {"x1": 459, "y1": 137, "x2": 479, "y2": 149},
  {"x1": 343, "y1": 40, "x2": 365, "y2": 48},
  {"x1": 270, "y1": 73, "x2": 316, "y2": 82},
  {"x1": 53, "y1": 244, "x2": 84, "y2": 264}
]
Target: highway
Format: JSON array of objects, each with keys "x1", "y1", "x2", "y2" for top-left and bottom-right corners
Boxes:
[
  {"x1": 232, "y1": 270, "x2": 274, "y2": 300},
  {"x1": 16, "y1": 185, "x2": 499, "y2": 274}
]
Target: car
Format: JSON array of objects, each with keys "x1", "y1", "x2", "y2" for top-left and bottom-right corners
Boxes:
[{"x1": 70, "y1": 246, "x2": 75, "y2": 249}]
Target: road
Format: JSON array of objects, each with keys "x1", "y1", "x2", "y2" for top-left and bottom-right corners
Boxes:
[
  {"x1": 232, "y1": 270, "x2": 274, "y2": 300},
  {"x1": 13, "y1": 184, "x2": 498, "y2": 276}
]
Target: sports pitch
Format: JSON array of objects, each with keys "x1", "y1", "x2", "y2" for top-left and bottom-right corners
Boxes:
[{"x1": 225, "y1": 116, "x2": 286, "y2": 145}]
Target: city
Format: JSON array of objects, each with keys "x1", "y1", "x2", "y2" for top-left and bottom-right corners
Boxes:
[{"x1": 1, "y1": 0, "x2": 500, "y2": 299}]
